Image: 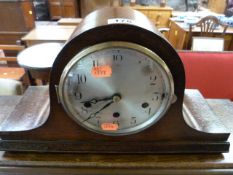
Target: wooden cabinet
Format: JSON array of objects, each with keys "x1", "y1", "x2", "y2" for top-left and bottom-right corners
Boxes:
[
  {"x1": 0, "y1": 0, "x2": 35, "y2": 45},
  {"x1": 208, "y1": 0, "x2": 227, "y2": 14},
  {"x1": 48, "y1": 0, "x2": 79, "y2": 20},
  {"x1": 131, "y1": 6, "x2": 173, "y2": 27},
  {"x1": 167, "y1": 21, "x2": 187, "y2": 50}
]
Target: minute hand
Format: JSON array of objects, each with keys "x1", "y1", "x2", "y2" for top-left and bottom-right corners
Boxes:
[{"x1": 82, "y1": 100, "x2": 114, "y2": 122}]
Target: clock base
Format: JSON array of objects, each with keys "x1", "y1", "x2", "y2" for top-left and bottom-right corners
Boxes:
[
  {"x1": 0, "y1": 87, "x2": 230, "y2": 153},
  {"x1": 0, "y1": 140, "x2": 229, "y2": 153}
]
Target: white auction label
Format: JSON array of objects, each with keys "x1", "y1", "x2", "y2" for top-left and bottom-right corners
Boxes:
[{"x1": 108, "y1": 18, "x2": 136, "y2": 25}]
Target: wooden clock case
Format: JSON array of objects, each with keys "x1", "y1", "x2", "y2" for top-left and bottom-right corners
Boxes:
[{"x1": 0, "y1": 7, "x2": 230, "y2": 153}]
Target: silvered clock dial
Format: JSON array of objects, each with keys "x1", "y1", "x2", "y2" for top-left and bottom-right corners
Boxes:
[{"x1": 59, "y1": 42, "x2": 174, "y2": 135}]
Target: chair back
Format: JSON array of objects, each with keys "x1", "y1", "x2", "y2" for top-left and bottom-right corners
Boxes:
[
  {"x1": 187, "y1": 16, "x2": 228, "y2": 49},
  {"x1": 0, "y1": 45, "x2": 25, "y2": 66}
]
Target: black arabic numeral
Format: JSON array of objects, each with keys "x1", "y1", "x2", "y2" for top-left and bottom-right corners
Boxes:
[
  {"x1": 93, "y1": 60, "x2": 99, "y2": 67},
  {"x1": 113, "y1": 54, "x2": 123, "y2": 61},
  {"x1": 130, "y1": 117, "x2": 137, "y2": 125},
  {"x1": 148, "y1": 107, "x2": 151, "y2": 115},
  {"x1": 74, "y1": 92, "x2": 82, "y2": 100},
  {"x1": 152, "y1": 92, "x2": 159, "y2": 101},
  {"x1": 150, "y1": 75, "x2": 157, "y2": 86},
  {"x1": 77, "y1": 74, "x2": 87, "y2": 84},
  {"x1": 113, "y1": 120, "x2": 120, "y2": 126}
]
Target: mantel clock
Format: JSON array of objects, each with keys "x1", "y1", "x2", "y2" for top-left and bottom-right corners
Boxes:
[{"x1": 0, "y1": 7, "x2": 229, "y2": 153}]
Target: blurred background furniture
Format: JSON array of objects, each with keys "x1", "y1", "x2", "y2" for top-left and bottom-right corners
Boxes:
[
  {"x1": 225, "y1": 0, "x2": 233, "y2": 17},
  {"x1": 208, "y1": 0, "x2": 227, "y2": 14},
  {"x1": 189, "y1": 15, "x2": 228, "y2": 37},
  {"x1": 0, "y1": 0, "x2": 35, "y2": 45},
  {"x1": 17, "y1": 43, "x2": 63, "y2": 85},
  {"x1": 188, "y1": 15, "x2": 228, "y2": 49},
  {"x1": 131, "y1": 6, "x2": 173, "y2": 27},
  {"x1": 191, "y1": 37, "x2": 225, "y2": 51},
  {"x1": 48, "y1": 0, "x2": 80, "y2": 20},
  {"x1": 0, "y1": 45, "x2": 26, "y2": 84},
  {"x1": 0, "y1": 78, "x2": 23, "y2": 95},
  {"x1": 168, "y1": 16, "x2": 233, "y2": 50},
  {"x1": 57, "y1": 18, "x2": 82, "y2": 25},
  {"x1": 33, "y1": 0, "x2": 50, "y2": 21},
  {"x1": 0, "y1": 67, "x2": 25, "y2": 82},
  {"x1": 21, "y1": 25, "x2": 75, "y2": 46},
  {"x1": 80, "y1": 0, "x2": 117, "y2": 17},
  {"x1": 0, "y1": 45, "x2": 25, "y2": 66}
]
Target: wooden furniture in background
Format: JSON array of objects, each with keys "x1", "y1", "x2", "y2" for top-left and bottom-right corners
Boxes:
[
  {"x1": 48, "y1": 0, "x2": 80, "y2": 20},
  {"x1": 131, "y1": 6, "x2": 173, "y2": 27},
  {"x1": 189, "y1": 16, "x2": 228, "y2": 36},
  {"x1": 21, "y1": 25, "x2": 76, "y2": 46},
  {"x1": 57, "y1": 18, "x2": 82, "y2": 25},
  {"x1": 0, "y1": 45, "x2": 25, "y2": 64},
  {"x1": 80, "y1": 0, "x2": 113, "y2": 17},
  {"x1": 208, "y1": 0, "x2": 227, "y2": 14},
  {"x1": 17, "y1": 43, "x2": 63, "y2": 85},
  {"x1": 191, "y1": 37, "x2": 225, "y2": 51},
  {"x1": 168, "y1": 19, "x2": 233, "y2": 50},
  {"x1": 167, "y1": 20, "x2": 189, "y2": 50},
  {"x1": 0, "y1": 68, "x2": 25, "y2": 81},
  {"x1": 79, "y1": 0, "x2": 121, "y2": 17},
  {"x1": 0, "y1": 45, "x2": 26, "y2": 85},
  {"x1": 188, "y1": 15, "x2": 228, "y2": 49},
  {"x1": 0, "y1": 0, "x2": 35, "y2": 45}
]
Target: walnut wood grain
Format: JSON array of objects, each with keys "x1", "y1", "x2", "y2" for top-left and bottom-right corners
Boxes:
[
  {"x1": 0, "y1": 45, "x2": 25, "y2": 51},
  {"x1": 0, "y1": 92, "x2": 232, "y2": 174},
  {"x1": 0, "y1": 86, "x2": 49, "y2": 132}
]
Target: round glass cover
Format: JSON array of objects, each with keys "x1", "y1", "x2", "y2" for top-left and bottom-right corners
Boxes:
[{"x1": 59, "y1": 42, "x2": 174, "y2": 135}]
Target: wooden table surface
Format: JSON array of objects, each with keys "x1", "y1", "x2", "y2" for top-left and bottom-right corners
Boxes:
[
  {"x1": 0, "y1": 87, "x2": 233, "y2": 174},
  {"x1": 17, "y1": 43, "x2": 63, "y2": 69},
  {"x1": 57, "y1": 18, "x2": 83, "y2": 26},
  {"x1": 16, "y1": 43, "x2": 63, "y2": 85},
  {"x1": 21, "y1": 25, "x2": 76, "y2": 46}
]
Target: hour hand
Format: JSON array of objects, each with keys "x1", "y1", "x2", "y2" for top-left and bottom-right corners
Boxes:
[{"x1": 81, "y1": 95, "x2": 116, "y2": 104}]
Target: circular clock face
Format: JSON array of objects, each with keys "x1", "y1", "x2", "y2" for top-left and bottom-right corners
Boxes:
[{"x1": 59, "y1": 42, "x2": 174, "y2": 136}]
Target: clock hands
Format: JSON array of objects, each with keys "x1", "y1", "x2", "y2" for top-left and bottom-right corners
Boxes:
[
  {"x1": 81, "y1": 96, "x2": 113, "y2": 104},
  {"x1": 82, "y1": 100, "x2": 114, "y2": 122},
  {"x1": 82, "y1": 94, "x2": 121, "y2": 122}
]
